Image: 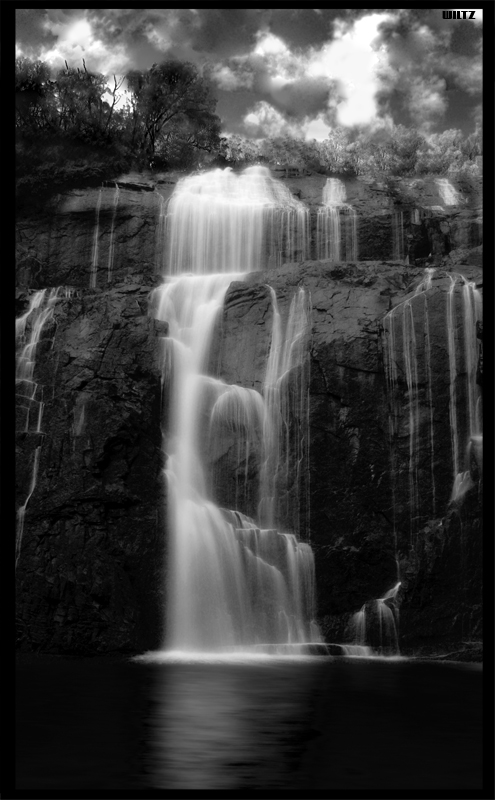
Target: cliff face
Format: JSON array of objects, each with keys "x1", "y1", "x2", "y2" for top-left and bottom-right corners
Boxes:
[
  {"x1": 16, "y1": 171, "x2": 482, "y2": 291},
  {"x1": 16, "y1": 171, "x2": 483, "y2": 656},
  {"x1": 16, "y1": 284, "x2": 167, "y2": 653},
  {"x1": 214, "y1": 262, "x2": 482, "y2": 653}
]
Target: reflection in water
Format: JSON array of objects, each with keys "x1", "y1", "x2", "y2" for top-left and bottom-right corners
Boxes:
[
  {"x1": 142, "y1": 659, "x2": 319, "y2": 789},
  {"x1": 16, "y1": 656, "x2": 482, "y2": 791}
]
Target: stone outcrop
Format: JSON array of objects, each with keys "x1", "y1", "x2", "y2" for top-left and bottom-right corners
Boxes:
[{"x1": 16, "y1": 170, "x2": 483, "y2": 657}]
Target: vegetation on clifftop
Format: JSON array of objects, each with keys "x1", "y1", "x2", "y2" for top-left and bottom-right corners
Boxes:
[{"x1": 16, "y1": 54, "x2": 482, "y2": 204}]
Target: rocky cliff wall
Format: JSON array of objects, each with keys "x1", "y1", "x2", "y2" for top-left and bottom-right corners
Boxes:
[
  {"x1": 16, "y1": 283, "x2": 167, "y2": 653},
  {"x1": 16, "y1": 171, "x2": 482, "y2": 291},
  {"x1": 16, "y1": 170, "x2": 483, "y2": 657},
  {"x1": 212, "y1": 262, "x2": 482, "y2": 654}
]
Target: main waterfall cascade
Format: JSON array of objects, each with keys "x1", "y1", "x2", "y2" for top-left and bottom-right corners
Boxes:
[
  {"x1": 14, "y1": 167, "x2": 482, "y2": 663},
  {"x1": 161, "y1": 167, "x2": 310, "y2": 276},
  {"x1": 153, "y1": 166, "x2": 320, "y2": 652},
  {"x1": 316, "y1": 178, "x2": 358, "y2": 262}
]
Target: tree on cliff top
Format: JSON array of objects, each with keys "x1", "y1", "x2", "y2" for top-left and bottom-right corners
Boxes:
[{"x1": 125, "y1": 61, "x2": 221, "y2": 167}]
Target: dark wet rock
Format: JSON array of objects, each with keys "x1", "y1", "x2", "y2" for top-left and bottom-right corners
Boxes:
[
  {"x1": 16, "y1": 286, "x2": 166, "y2": 655},
  {"x1": 17, "y1": 171, "x2": 483, "y2": 289},
  {"x1": 16, "y1": 170, "x2": 483, "y2": 656}
]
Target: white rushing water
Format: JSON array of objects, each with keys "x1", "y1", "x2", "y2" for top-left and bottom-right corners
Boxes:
[
  {"x1": 90, "y1": 188, "x2": 102, "y2": 288},
  {"x1": 435, "y1": 178, "x2": 460, "y2": 207},
  {"x1": 153, "y1": 166, "x2": 320, "y2": 651},
  {"x1": 448, "y1": 276, "x2": 483, "y2": 502},
  {"x1": 16, "y1": 288, "x2": 60, "y2": 567},
  {"x1": 384, "y1": 269, "x2": 483, "y2": 524},
  {"x1": 164, "y1": 166, "x2": 309, "y2": 274},
  {"x1": 106, "y1": 184, "x2": 119, "y2": 283},
  {"x1": 351, "y1": 582, "x2": 401, "y2": 655},
  {"x1": 317, "y1": 178, "x2": 357, "y2": 262}
]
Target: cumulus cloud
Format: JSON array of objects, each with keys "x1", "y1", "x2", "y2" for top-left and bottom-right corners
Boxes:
[
  {"x1": 373, "y1": 11, "x2": 482, "y2": 133},
  {"x1": 210, "y1": 13, "x2": 393, "y2": 134},
  {"x1": 210, "y1": 61, "x2": 255, "y2": 91},
  {"x1": 15, "y1": 8, "x2": 482, "y2": 139},
  {"x1": 39, "y1": 13, "x2": 130, "y2": 75},
  {"x1": 244, "y1": 101, "x2": 304, "y2": 138}
]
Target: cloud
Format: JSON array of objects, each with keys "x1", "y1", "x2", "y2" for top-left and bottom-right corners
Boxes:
[
  {"x1": 28, "y1": 10, "x2": 135, "y2": 74},
  {"x1": 302, "y1": 116, "x2": 332, "y2": 141},
  {"x1": 210, "y1": 61, "x2": 255, "y2": 91},
  {"x1": 373, "y1": 11, "x2": 482, "y2": 132},
  {"x1": 15, "y1": 8, "x2": 482, "y2": 138},
  {"x1": 212, "y1": 13, "x2": 393, "y2": 133},
  {"x1": 243, "y1": 101, "x2": 304, "y2": 138}
]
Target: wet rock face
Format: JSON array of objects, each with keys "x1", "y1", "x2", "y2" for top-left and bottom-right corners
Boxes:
[
  {"x1": 16, "y1": 284, "x2": 166, "y2": 654},
  {"x1": 16, "y1": 170, "x2": 483, "y2": 657},
  {"x1": 207, "y1": 261, "x2": 483, "y2": 651},
  {"x1": 16, "y1": 181, "x2": 176, "y2": 290},
  {"x1": 16, "y1": 172, "x2": 482, "y2": 290}
]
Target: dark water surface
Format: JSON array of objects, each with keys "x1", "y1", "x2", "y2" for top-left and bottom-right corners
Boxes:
[{"x1": 16, "y1": 654, "x2": 482, "y2": 791}]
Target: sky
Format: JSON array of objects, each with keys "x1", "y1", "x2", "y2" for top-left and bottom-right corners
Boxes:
[{"x1": 15, "y1": 8, "x2": 483, "y2": 141}]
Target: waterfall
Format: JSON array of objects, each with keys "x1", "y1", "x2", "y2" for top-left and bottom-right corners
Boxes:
[
  {"x1": 436, "y1": 178, "x2": 460, "y2": 206},
  {"x1": 384, "y1": 270, "x2": 483, "y2": 529},
  {"x1": 448, "y1": 276, "x2": 483, "y2": 502},
  {"x1": 351, "y1": 582, "x2": 401, "y2": 656},
  {"x1": 106, "y1": 184, "x2": 119, "y2": 283},
  {"x1": 90, "y1": 188, "x2": 102, "y2": 288},
  {"x1": 447, "y1": 276, "x2": 460, "y2": 484},
  {"x1": 258, "y1": 287, "x2": 311, "y2": 534},
  {"x1": 153, "y1": 166, "x2": 319, "y2": 652},
  {"x1": 163, "y1": 166, "x2": 309, "y2": 275},
  {"x1": 385, "y1": 293, "x2": 421, "y2": 541},
  {"x1": 155, "y1": 190, "x2": 167, "y2": 275},
  {"x1": 384, "y1": 270, "x2": 442, "y2": 539},
  {"x1": 317, "y1": 178, "x2": 358, "y2": 262},
  {"x1": 16, "y1": 288, "x2": 60, "y2": 434},
  {"x1": 16, "y1": 288, "x2": 60, "y2": 567}
]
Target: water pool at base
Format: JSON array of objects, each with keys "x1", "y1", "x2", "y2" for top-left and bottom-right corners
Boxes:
[{"x1": 16, "y1": 654, "x2": 482, "y2": 791}]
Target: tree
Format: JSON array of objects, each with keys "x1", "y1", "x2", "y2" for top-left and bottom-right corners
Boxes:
[
  {"x1": 125, "y1": 61, "x2": 221, "y2": 165},
  {"x1": 53, "y1": 60, "x2": 124, "y2": 145},
  {"x1": 415, "y1": 129, "x2": 464, "y2": 174},
  {"x1": 388, "y1": 126, "x2": 425, "y2": 175},
  {"x1": 316, "y1": 129, "x2": 356, "y2": 174},
  {"x1": 15, "y1": 57, "x2": 56, "y2": 135}
]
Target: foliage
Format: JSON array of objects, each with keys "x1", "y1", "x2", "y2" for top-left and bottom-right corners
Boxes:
[
  {"x1": 16, "y1": 55, "x2": 481, "y2": 193},
  {"x1": 16, "y1": 56, "x2": 222, "y2": 199},
  {"x1": 122, "y1": 61, "x2": 221, "y2": 167},
  {"x1": 218, "y1": 122, "x2": 481, "y2": 179}
]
